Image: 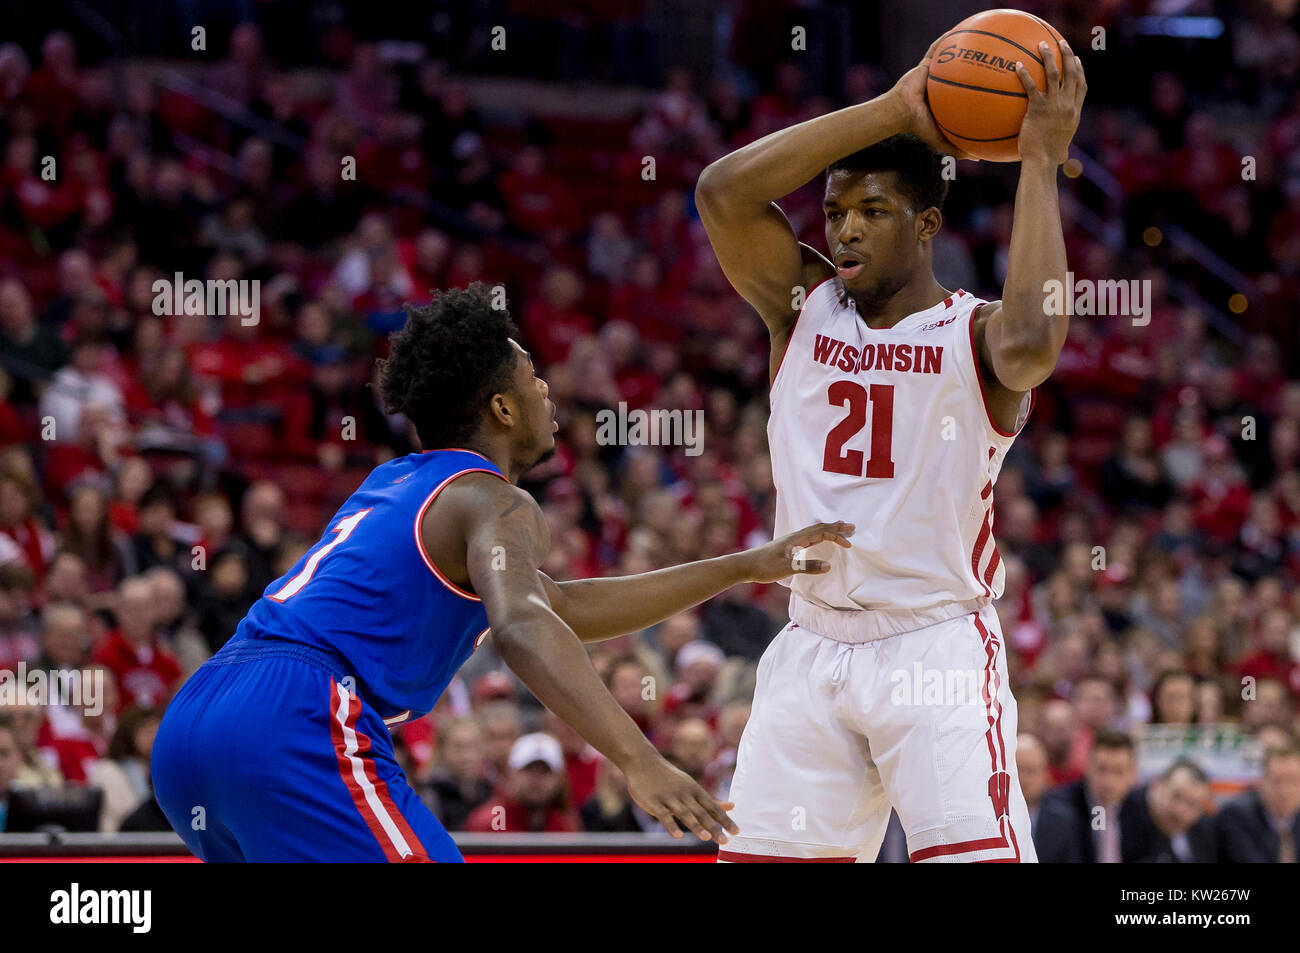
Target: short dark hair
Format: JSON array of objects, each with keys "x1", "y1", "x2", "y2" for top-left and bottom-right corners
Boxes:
[
  {"x1": 826, "y1": 134, "x2": 949, "y2": 214},
  {"x1": 1263, "y1": 741, "x2": 1300, "y2": 771},
  {"x1": 1092, "y1": 730, "x2": 1135, "y2": 754},
  {"x1": 138, "y1": 481, "x2": 175, "y2": 512},
  {"x1": 377, "y1": 283, "x2": 520, "y2": 450},
  {"x1": 1160, "y1": 756, "x2": 1209, "y2": 786}
]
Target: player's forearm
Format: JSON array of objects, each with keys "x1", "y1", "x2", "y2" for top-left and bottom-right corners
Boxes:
[
  {"x1": 697, "y1": 92, "x2": 908, "y2": 207},
  {"x1": 996, "y1": 155, "x2": 1070, "y2": 389},
  {"x1": 493, "y1": 619, "x2": 660, "y2": 768},
  {"x1": 556, "y1": 553, "x2": 749, "y2": 643}
]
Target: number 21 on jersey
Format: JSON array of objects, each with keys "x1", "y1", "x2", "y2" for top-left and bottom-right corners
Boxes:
[{"x1": 822, "y1": 382, "x2": 895, "y2": 479}]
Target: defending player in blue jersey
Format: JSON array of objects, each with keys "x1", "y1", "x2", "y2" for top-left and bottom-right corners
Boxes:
[{"x1": 152, "y1": 283, "x2": 854, "y2": 862}]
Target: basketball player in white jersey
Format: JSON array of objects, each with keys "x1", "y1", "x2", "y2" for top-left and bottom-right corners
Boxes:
[{"x1": 695, "y1": 39, "x2": 1086, "y2": 861}]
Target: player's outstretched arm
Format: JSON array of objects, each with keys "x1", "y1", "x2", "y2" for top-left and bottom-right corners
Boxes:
[
  {"x1": 456, "y1": 478, "x2": 739, "y2": 843},
  {"x1": 542, "y1": 521, "x2": 854, "y2": 643},
  {"x1": 976, "y1": 39, "x2": 1087, "y2": 398}
]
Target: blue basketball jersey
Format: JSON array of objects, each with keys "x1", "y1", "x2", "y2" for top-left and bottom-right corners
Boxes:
[{"x1": 228, "y1": 448, "x2": 506, "y2": 724}]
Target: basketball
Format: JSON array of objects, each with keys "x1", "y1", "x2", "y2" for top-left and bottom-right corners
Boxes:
[{"x1": 926, "y1": 8, "x2": 1067, "y2": 161}]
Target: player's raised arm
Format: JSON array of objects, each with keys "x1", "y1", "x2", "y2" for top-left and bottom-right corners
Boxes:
[
  {"x1": 450, "y1": 476, "x2": 739, "y2": 843},
  {"x1": 542, "y1": 521, "x2": 854, "y2": 643},
  {"x1": 975, "y1": 39, "x2": 1087, "y2": 396},
  {"x1": 695, "y1": 39, "x2": 969, "y2": 341}
]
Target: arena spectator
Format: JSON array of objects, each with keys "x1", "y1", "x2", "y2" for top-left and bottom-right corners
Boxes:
[
  {"x1": 1213, "y1": 741, "x2": 1300, "y2": 862},
  {"x1": 89, "y1": 705, "x2": 161, "y2": 832},
  {"x1": 1035, "y1": 730, "x2": 1139, "y2": 863},
  {"x1": 92, "y1": 575, "x2": 181, "y2": 712},
  {"x1": 417, "y1": 716, "x2": 493, "y2": 832},
  {"x1": 1121, "y1": 757, "x2": 1216, "y2": 863},
  {"x1": 464, "y1": 732, "x2": 581, "y2": 833}
]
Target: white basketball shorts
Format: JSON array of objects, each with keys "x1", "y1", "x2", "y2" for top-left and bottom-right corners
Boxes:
[{"x1": 720, "y1": 603, "x2": 1037, "y2": 863}]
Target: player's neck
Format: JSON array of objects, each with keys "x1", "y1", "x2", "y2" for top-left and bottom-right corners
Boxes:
[
  {"x1": 849, "y1": 276, "x2": 951, "y2": 330},
  {"x1": 454, "y1": 437, "x2": 518, "y2": 483}
]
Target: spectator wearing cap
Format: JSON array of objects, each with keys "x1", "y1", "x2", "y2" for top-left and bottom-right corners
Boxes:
[
  {"x1": 662, "y1": 640, "x2": 724, "y2": 729},
  {"x1": 471, "y1": 670, "x2": 517, "y2": 710},
  {"x1": 1214, "y1": 741, "x2": 1300, "y2": 862},
  {"x1": 464, "y1": 732, "x2": 581, "y2": 833},
  {"x1": 92, "y1": 575, "x2": 181, "y2": 712},
  {"x1": 418, "y1": 716, "x2": 493, "y2": 832}
]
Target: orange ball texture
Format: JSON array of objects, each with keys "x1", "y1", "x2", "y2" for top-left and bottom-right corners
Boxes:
[{"x1": 925, "y1": 8, "x2": 1066, "y2": 162}]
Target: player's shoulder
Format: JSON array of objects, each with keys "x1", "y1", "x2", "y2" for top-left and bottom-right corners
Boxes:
[{"x1": 433, "y1": 469, "x2": 534, "y2": 525}]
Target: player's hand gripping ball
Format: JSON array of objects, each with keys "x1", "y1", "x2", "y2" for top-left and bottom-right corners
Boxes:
[{"x1": 925, "y1": 8, "x2": 1068, "y2": 162}]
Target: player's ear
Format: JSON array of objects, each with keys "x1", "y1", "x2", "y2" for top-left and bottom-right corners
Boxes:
[
  {"x1": 488, "y1": 391, "x2": 516, "y2": 429},
  {"x1": 916, "y1": 206, "x2": 943, "y2": 244}
]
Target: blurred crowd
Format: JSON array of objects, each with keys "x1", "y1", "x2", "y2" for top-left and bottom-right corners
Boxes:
[{"x1": 1, "y1": 1, "x2": 1299, "y2": 859}]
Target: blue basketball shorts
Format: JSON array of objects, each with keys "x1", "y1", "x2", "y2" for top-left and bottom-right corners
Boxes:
[{"x1": 151, "y1": 637, "x2": 461, "y2": 862}]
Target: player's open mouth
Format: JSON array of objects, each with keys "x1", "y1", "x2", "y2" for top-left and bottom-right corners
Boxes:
[{"x1": 836, "y1": 253, "x2": 864, "y2": 279}]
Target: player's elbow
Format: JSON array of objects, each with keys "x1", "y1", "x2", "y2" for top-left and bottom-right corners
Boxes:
[
  {"x1": 990, "y1": 344, "x2": 1058, "y2": 392},
  {"x1": 695, "y1": 163, "x2": 735, "y2": 221}
]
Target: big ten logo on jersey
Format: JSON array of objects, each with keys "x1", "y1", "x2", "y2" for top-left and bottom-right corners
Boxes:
[{"x1": 918, "y1": 314, "x2": 960, "y2": 333}]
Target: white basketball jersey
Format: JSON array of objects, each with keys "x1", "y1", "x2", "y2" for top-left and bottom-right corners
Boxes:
[{"x1": 768, "y1": 280, "x2": 1031, "y2": 633}]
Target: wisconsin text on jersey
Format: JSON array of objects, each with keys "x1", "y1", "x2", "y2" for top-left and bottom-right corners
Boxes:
[{"x1": 811, "y1": 335, "x2": 945, "y2": 375}]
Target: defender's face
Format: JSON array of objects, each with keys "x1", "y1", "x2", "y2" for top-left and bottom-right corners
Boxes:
[
  {"x1": 507, "y1": 339, "x2": 556, "y2": 463},
  {"x1": 823, "y1": 170, "x2": 922, "y2": 300}
]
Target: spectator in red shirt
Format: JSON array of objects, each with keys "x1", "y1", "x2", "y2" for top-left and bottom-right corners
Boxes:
[
  {"x1": 465, "y1": 732, "x2": 581, "y2": 833},
  {"x1": 92, "y1": 575, "x2": 181, "y2": 713},
  {"x1": 543, "y1": 709, "x2": 602, "y2": 808},
  {"x1": 498, "y1": 145, "x2": 581, "y2": 237},
  {"x1": 1235, "y1": 608, "x2": 1300, "y2": 698},
  {"x1": 522, "y1": 266, "x2": 595, "y2": 366},
  {"x1": 1189, "y1": 436, "x2": 1252, "y2": 543},
  {"x1": 0, "y1": 467, "x2": 54, "y2": 584},
  {"x1": 36, "y1": 663, "x2": 118, "y2": 786},
  {"x1": 1040, "y1": 698, "x2": 1088, "y2": 787}
]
